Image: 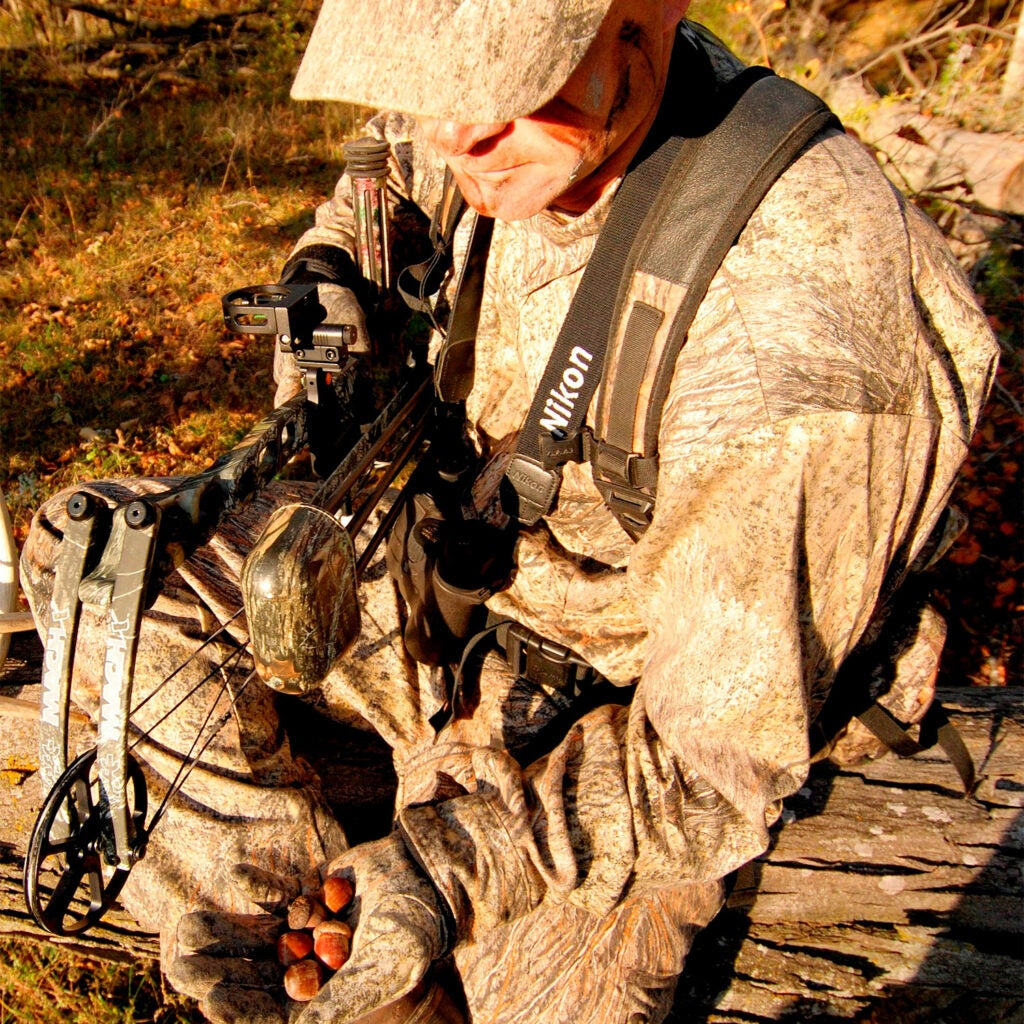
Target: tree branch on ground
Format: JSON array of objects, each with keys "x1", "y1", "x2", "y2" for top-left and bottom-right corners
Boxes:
[
  {"x1": 846, "y1": 20, "x2": 1018, "y2": 83},
  {"x1": 51, "y1": 0, "x2": 266, "y2": 39}
]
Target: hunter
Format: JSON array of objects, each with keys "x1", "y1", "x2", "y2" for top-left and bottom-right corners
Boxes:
[{"x1": 22, "y1": 0, "x2": 997, "y2": 1022}]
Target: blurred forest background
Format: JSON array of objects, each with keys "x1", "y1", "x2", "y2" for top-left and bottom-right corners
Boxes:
[{"x1": 0, "y1": 0, "x2": 1021, "y2": 1020}]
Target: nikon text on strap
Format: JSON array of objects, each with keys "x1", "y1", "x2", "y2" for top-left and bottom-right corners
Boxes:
[{"x1": 504, "y1": 69, "x2": 841, "y2": 531}]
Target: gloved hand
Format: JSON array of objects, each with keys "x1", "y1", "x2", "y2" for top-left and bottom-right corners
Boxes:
[
  {"x1": 295, "y1": 833, "x2": 452, "y2": 1024},
  {"x1": 167, "y1": 908, "x2": 290, "y2": 1024},
  {"x1": 167, "y1": 834, "x2": 452, "y2": 1024}
]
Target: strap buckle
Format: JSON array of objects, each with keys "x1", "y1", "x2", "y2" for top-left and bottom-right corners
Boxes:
[
  {"x1": 503, "y1": 621, "x2": 595, "y2": 703},
  {"x1": 592, "y1": 476, "x2": 655, "y2": 540},
  {"x1": 504, "y1": 455, "x2": 563, "y2": 526}
]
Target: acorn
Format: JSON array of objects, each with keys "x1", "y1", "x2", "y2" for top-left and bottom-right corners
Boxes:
[
  {"x1": 277, "y1": 929, "x2": 314, "y2": 965},
  {"x1": 284, "y1": 958, "x2": 323, "y2": 1002},
  {"x1": 322, "y1": 875, "x2": 355, "y2": 913},
  {"x1": 313, "y1": 920, "x2": 353, "y2": 970},
  {"x1": 287, "y1": 894, "x2": 328, "y2": 931}
]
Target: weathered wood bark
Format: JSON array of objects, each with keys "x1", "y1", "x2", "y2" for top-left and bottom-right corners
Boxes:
[
  {"x1": 672, "y1": 687, "x2": 1024, "y2": 1023},
  {"x1": 0, "y1": 636, "x2": 163, "y2": 963},
  {"x1": 2, "y1": 626, "x2": 1021, "y2": 1019}
]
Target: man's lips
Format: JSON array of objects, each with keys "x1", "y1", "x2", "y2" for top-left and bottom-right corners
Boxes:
[{"x1": 459, "y1": 161, "x2": 526, "y2": 177}]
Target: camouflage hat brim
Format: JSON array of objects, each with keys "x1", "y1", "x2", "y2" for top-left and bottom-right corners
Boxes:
[{"x1": 291, "y1": 0, "x2": 616, "y2": 123}]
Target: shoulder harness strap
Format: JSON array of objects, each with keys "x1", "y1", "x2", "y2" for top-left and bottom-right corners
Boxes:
[
  {"x1": 503, "y1": 52, "x2": 840, "y2": 533},
  {"x1": 590, "y1": 72, "x2": 840, "y2": 537}
]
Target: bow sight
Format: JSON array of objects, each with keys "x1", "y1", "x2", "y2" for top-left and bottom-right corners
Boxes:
[{"x1": 23, "y1": 280, "x2": 433, "y2": 936}]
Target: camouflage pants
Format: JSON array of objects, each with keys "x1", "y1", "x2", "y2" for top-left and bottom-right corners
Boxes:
[{"x1": 21, "y1": 479, "x2": 724, "y2": 1024}]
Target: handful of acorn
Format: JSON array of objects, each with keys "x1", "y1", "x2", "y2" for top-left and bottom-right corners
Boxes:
[{"x1": 278, "y1": 874, "x2": 356, "y2": 1002}]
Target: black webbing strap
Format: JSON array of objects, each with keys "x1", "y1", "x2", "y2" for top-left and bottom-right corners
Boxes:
[
  {"x1": 589, "y1": 72, "x2": 841, "y2": 536},
  {"x1": 505, "y1": 66, "x2": 840, "y2": 526},
  {"x1": 394, "y1": 166, "x2": 495, "y2": 404},
  {"x1": 503, "y1": 123, "x2": 692, "y2": 523},
  {"x1": 589, "y1": 73, "x2": 839, "y2": 537},
  {"x1": 433, "y1": 213, "x2": 495, "y2": 402},
  {"x1": 397, "y1": 168, "x2": 468, "y2": 315},
  {"x1": 499, "y1": 28, "x2": 720, "y2": 525},
  {"x1": 856, "y1": 700, "x2": 977, "y2": 795}
]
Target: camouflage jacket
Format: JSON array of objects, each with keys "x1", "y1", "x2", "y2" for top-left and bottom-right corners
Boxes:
[{"x1": 281, "y1": 24, "x2": 998, "y2": 936}]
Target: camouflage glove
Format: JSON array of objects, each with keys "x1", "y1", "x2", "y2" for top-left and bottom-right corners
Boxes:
[
  {"x1": 167, "y1": 906, "x2": 291, "y2": 1024},
  {"x1": 166, "y1": 857, "x2": 311, "y2": 1023},
  {"x1": 166, "y1": 835, "x2": 452, "y2": 1024},
  {"x1": 294, "y1": 833, "x2": 453, "y2": 1024}
]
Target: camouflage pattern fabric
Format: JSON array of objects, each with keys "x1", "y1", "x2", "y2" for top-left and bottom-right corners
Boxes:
[{"x1": 21, "y1": 24, "x2": 997, "y2": 1024}]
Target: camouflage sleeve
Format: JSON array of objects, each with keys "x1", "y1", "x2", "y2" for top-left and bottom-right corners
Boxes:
[{"x1": 272, "y1": 113, "x2": 447, "y2": 403}]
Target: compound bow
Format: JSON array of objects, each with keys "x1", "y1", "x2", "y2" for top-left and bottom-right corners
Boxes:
[{"x1": 23, "y1": 273, "x2": 435, "y2": 935}]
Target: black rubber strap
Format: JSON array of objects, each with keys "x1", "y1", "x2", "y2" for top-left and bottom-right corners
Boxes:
[
  {"x1": 397, "y1": 169, "x2": 468, "y2": 315},
  {"x1": 434, "y1": 213, "x2": 495, "y2": 402},
  {"x1": 280, "y1": 244, "x2": 362, "y2": 290}
]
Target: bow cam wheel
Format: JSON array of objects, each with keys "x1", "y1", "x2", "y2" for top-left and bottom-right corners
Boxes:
[{"x1": 24, "y1": 748, "x2": 149, "y2": 935}]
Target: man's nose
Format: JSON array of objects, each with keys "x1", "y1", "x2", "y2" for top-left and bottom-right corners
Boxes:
[{"x1": 428, "y1": 120, "x2": 510, "y2": 157}]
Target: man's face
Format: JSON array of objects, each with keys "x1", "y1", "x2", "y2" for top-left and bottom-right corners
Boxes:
[{"x1": 418, "y1": 0, "x2": 690, "y2": 221}]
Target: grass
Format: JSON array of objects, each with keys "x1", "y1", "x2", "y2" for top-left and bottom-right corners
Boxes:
[
  {"x1": 0, "y1": 5, "x2": 365, "y2": 540},
  {"x1": 0, "y1": 936, "x2": 202, "y2": 1023}
]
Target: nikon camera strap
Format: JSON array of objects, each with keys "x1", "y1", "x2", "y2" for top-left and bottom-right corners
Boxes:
[{"x1": 504, "y1": 65, "x2": 841, "y2": 529}]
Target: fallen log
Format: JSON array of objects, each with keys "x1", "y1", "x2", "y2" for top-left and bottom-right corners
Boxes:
[
  {"x1": 0, "y1": 646, "x2": 159, "y2": 962},
  {"x1": 672, "y1": 687, "x2": 1024, "y2": 1022},
  {"x1": 1, "y1": 641, "x2": 1020, "y2": 1020}
]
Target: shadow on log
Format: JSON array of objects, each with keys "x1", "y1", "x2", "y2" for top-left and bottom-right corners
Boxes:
[
  {"x1": 673, "y1": 688, "x2": 1024, "y2": 1022},
  {"x1": 1, "y1": 626, "x2": 1021, "y2": 1018}
]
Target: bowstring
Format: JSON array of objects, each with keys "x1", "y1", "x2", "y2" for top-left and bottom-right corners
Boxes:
[
  {"x1": 72, "y1": 429, "x2": 420, "y2": 864},
  {"x1": 133, "y1": 648, "x2": 258, "y2": 836},
  {"x1": 122, "y1": 602, "x2": 261, "y2": 837},
  {"x1": 128, "y1": 606, "x2": 246, "y2": 720}
]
